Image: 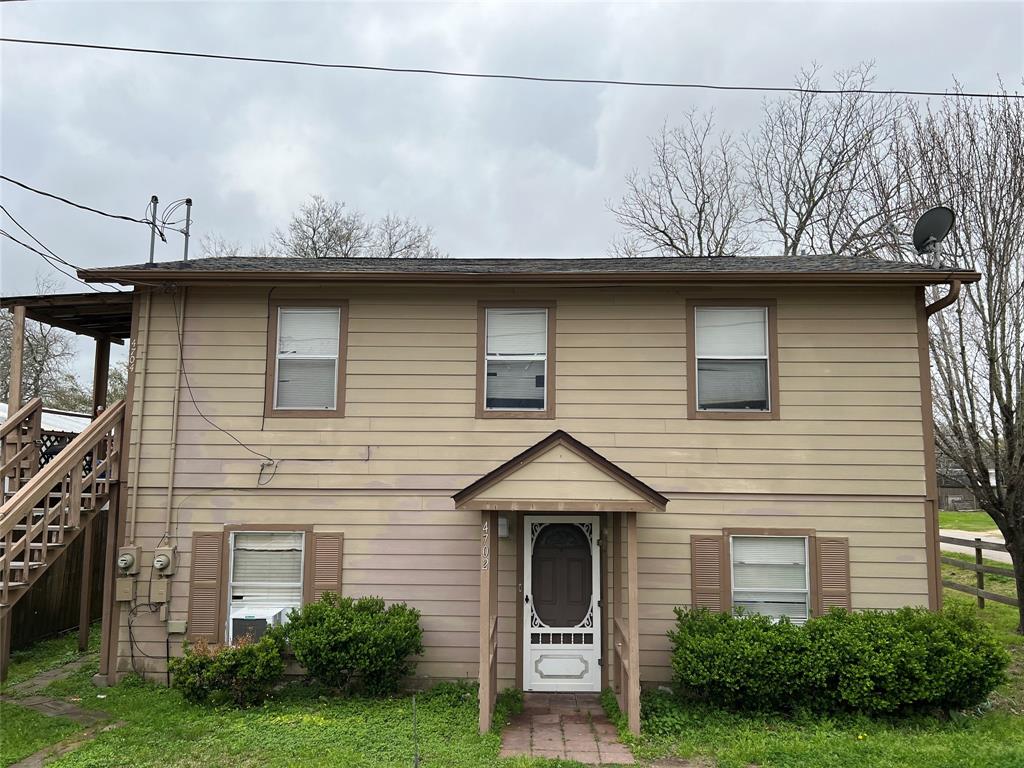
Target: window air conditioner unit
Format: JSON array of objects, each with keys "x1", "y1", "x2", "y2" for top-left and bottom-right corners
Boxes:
[{"x1": 230, "y1": 605, "x2": 288, "y2": 642}]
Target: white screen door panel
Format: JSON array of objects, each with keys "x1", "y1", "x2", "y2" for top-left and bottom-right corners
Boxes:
[{"x1": 523, "y1": 515, "x2": 601, "y2": 692}]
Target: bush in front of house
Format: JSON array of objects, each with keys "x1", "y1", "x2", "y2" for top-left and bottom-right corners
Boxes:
[
  {"x1": 668, "y1": 605, "x2": 1008, "y2": 715},
  {"x1": 169, "y1": 630, "x2": 286, "y2": 707},
  {"x1": 284, "y1": 593, "x2": 424, "y2": 695}
]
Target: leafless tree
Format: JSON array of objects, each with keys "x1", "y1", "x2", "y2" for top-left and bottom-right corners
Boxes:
[
  {"x1": 371, "y1": 214, "x2": 442, "y2": 259},
  {"x1": 611, "y1": 112, "x2": 752, "y2": 257},
  {"x1": 886, "y1": 87, "x2": 1024, "y2": 630},
  {"x1": 744, "y1": 63, "x2": 910, "y2": 257},
  {"x1": 272, "y1": 194, "x2": 372, "y2": 259}
]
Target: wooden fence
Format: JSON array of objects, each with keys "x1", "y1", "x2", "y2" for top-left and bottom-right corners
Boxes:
[{"x1": 940, "y1": 535, "x2": 1019, "y2": 608}]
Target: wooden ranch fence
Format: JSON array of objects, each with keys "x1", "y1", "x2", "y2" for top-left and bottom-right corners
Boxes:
[{"x1": 940, "y1": 535, "x2": 1019, "y2": 609}]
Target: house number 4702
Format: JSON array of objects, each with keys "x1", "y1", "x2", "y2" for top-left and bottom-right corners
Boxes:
[{"x1": 481, "y1": 520, "x2": 490, "y2": 571}]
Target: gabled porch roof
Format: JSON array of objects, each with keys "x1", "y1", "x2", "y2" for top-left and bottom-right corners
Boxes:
[{"x1": 453, "y1": 430, "x2": 668, "y2": 513}]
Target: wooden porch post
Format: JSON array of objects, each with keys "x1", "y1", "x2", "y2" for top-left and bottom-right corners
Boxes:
[
  {"x1": 626, "y1": 511, "x2": 641, "y2": 735},
  {"x1": 610, "y1": 512, "x2": 621, "y2": 693},
  {"x1": 91, "y1": 337, "x2": 111, "y2": 416},
  {"x1": 77, "y1": 517, "x2": 95, "y2": 651},
  {"x1": 479, "y1": 509, "x2": 498, "y2": 732},
  {"x1": 8, "y1": 305, "x2": 26, "y2": 410},
  {"x1": 98, "y1": 482, "x2": 120, "y2": 678}
]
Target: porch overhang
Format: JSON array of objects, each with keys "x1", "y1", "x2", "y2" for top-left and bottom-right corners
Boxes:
[
  {"x1": 453, "y1": 429, "x2": 669, "y2": 514},
  {"x1": 459, "y1": 431, "x2": 652, "y2": 736}
]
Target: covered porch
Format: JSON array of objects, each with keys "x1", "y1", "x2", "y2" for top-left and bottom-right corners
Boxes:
[
  {"x1": 453, "y1": 430, "x2": 669, "y2": 735},
  {"x1": 0, "y1": 290, "x2": 134, "y2": 680}
]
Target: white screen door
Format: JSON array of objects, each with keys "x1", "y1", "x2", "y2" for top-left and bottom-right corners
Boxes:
[{"x1": 523, "y1": 515, "x2": 601, "y2": 692}]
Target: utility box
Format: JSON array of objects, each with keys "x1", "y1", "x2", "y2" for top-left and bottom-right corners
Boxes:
[
  {"x1": 150, "y1": 578, "x2": 169, "y2": 604},
  {"x1": 115, "y1": 577, "x2": 134, "y2": 602}
]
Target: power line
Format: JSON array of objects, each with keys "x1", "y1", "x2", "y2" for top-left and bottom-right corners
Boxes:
[
  {"x1": 1, "y1": 204, "x2": 126, "y2": 292},
  {"x1": 1, "y1": 37, "x2": 1020, "y2": 100},
  {"x1": 0, "y1": 228, "x2": 100, "y2": 290},
  {"x1": 0, "y1": 174, "x2": 155, "y2": 227}
]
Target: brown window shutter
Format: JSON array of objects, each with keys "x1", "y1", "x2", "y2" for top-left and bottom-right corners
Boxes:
[
  {"x1": 307, "y1": 532, "x2": 344, "y2": 603},
  {"x1": 815, "y1": 537, "x2": 852, "y2": 615},
  {"x1": 186, "y1": 531, "x2": 226, "y2": 643},
  {"x1": 690, "y1": 534, "x2": 726, "y2": 612}
]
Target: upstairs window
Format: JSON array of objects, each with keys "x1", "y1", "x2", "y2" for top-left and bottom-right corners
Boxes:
[
  {"x1": 688, "y1": 302, "x2": 778, "y2": 420},
  {"x1": 730, "y1": 535, "x2": 809, "y2": 624},
  {"x1": 266, "y1": 303, "x2": 347, "y2": 417},
  {"x1": 228, "y1": 531, "x2": 304, "y2": 643},
  {"x1": 479, "y1": 304, "x2": 555, "y2": 418}
]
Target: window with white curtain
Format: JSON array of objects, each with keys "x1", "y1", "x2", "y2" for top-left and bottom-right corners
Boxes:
[
  {"x1": 485, "y1": 308, "x2": 548, "y2": 411},
  {"x1": 228, "y1": 531, "x2": 304, "y2": 642},
  {"x1": 694, "y1": 307, "x2": 769, "y2": 411},
  {"x1": 274, "y1": 307, "x2": 341, "y2": 410},
  {"x1": 730, "y1": 535, "x2": 809, "y2": 624}
]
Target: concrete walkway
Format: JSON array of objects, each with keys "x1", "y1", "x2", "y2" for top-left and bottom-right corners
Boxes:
[
  {"x1": 940, "y1": 528, "x2": 1012, "y2": 564},
  {"x1": 499, "y1": 692, "x2": 634, "y2": 765},
  {"x1": 0, "y1": 657, "x2": 122, "y2": 768}
]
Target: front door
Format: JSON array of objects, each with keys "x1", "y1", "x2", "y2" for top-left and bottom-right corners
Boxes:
[{"x1": 523, "y1": 515, "x2": 601, "y2": 692}]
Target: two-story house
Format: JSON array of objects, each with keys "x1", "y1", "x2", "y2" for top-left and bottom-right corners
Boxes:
[{"x1": 0, "y1": 255, "x2": 977, "y2": 732}]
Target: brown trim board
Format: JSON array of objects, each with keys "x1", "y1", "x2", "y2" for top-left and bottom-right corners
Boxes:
[{"x1": 916, "y1": 286, "x2": 943, "y2": 611}]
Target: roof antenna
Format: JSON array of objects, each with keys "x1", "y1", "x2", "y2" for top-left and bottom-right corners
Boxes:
[
  {"x1": 147, "y1": 195, "x2": 159, "y2": 264},
  {"x1": 913, "y1": 206, "x2": 955, "y2": 269}
]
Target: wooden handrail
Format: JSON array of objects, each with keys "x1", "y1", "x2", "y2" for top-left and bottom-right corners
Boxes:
[
  {"x1": 0, "y1": 400, "x2": 124, "y2": 532},
  {"x1": 0, "y1": 397, "x2": 42, "y2": 441}
]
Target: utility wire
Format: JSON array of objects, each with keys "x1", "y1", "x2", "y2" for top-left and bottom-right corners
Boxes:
[
  {"x1": 1, "y1": 203, "x2": 126, "y2": 292},
  {"x1": 1, "y1": 37, "x2": 1020, "y2": 99},
  {"x1": 0, "y1": 174, "x2": 156, "y2": 227},
  {"x1": 0, "y1": 228, "x2": 98, "y2": 289}
]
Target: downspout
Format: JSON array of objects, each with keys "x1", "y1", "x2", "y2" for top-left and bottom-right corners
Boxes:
[
  {"x1": 163, "y1": 287, "x2": 186, "y2": 542},
  {"x1": 128, "y1": 290, "x2": 153, "y2": 544},
  {"x1": 925, "y1": 279, "x2": 961, "y2": 317}
]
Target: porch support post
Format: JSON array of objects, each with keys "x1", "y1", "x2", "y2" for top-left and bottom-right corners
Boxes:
[
  {"x1": 610, "y1": 512, "x2": 621, "y2": 694},
  {"x1": 626, "y1": 510, "x2": 641, "y2": 735},
  {"x1": 78, "y1": 517, "x2": 95, "y2": 650},
  {"x1": 479, "y1": 509, "x2": 498, "y2": 733},
  {"x1": 98, "y1": 483, "x2": 120, "y2": 678},
  {"x1": 8, "y1": 305, "x2": 26, "y2": 409},
  {"x1": 91, "y1": 336, "x2": 111, "y2": 417}
]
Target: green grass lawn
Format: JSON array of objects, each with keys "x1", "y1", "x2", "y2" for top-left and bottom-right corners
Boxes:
[
  {"x1": 0, "y1": 701, "x2": 82, "y2": 766},
  {"x1": 939, "y1": 509, "x2": 1000, "y2": 533},
  {"x1": 0, "y1": 623, "x2": 101, "y2": 692}
]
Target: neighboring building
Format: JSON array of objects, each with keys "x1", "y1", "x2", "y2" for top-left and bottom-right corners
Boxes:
[{"x1": 1, "y1": 255, "x2": 978, "y2": 732}]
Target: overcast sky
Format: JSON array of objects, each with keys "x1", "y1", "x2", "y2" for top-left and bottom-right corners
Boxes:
[{"x1": 1, "y1": 0, "x2": 1021, "y2": 378}]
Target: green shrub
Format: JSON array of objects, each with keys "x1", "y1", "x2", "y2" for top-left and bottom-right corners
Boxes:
[
  {"x1": 284, "y1": 594, "x2": 424, "y2": 695},
  {"x1": 669, "y1": 605, "x2": 1008, "y2": 715},
  {"x1": 169, "y1": 630, "x2": 285, "y2": 707}
]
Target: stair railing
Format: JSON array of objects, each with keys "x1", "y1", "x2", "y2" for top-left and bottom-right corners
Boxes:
[
  {"x1": 0, "y1": 400, "x2": 124, "y2": 608},
  {"x1": 1, "y1": 398, "x2": 42, "y2": 504}
]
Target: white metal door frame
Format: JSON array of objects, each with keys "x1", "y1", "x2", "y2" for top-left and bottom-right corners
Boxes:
[{"x1": 522, "y1": 514, "x2": 601, "y2": 692}]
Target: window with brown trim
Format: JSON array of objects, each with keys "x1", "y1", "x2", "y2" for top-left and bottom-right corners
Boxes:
[
  {"x1": 686, "y1": 299, "x2": 779, "y2": 420},
  {"x1": 729, "y1": 534, "x2": 810, "y2": 624},
  {"x1": 264, "y1": 300, "x2": 348, "y2": 417},
  {"x1": 476, "y1": 301, "x2": 556, "y2": 419},
  {"x1": 227, "y1": 530, "x2": 305, "y2": 643}
]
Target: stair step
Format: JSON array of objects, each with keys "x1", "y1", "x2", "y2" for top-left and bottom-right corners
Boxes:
[{"x1": 0, "y1": 542, "x2": 66, "y2": 551}]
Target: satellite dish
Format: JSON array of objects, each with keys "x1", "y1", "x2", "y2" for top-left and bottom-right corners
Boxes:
[{"x1": 913, "y1": 206, "x2": 955, "y2": 256}]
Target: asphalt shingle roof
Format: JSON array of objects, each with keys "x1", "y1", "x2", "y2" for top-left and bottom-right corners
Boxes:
[{"x1": 83, "y1": 254, "x2": 967, "y2": 276}]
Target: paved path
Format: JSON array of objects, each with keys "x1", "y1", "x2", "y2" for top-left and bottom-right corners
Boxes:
[
  {"x1": 0, "y1": 656, "x2": 122, "y2": 768},
  {"x1": 940, "y1": 528, "x2": 1012, "y2": 564},
  {"x1": 499, "y1": 692, "x2": 634, "y2": 765}
]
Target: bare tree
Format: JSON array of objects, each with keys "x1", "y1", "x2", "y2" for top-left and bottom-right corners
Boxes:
[
  {"x1": 611, "y1": 112, "x2": 752, "y2": 257},
  {"x1": 371, "y1": 214, "x2": 442, "y2": 259},
  {"x1": 272, "y1": 194, "x2": 372, "y2": 259},
  {"x1": 888, "y1": 88, "x2": 1024, "y2": 631},
  {"x1": 199, "y1": 234, "x2": 244, "y2": 259},
  {"x1": 743, "y1": 63, "x2": 909, "y2": 256}
]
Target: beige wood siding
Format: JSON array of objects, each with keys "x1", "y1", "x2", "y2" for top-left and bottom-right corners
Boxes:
[{"x1": 114, "y1": 284, "x2": 931, "y2": 686}]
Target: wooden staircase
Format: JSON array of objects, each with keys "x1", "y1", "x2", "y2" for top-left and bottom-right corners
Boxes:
[{"x1": 0, "y1": 398, "x2": 124, "y2": 678}]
